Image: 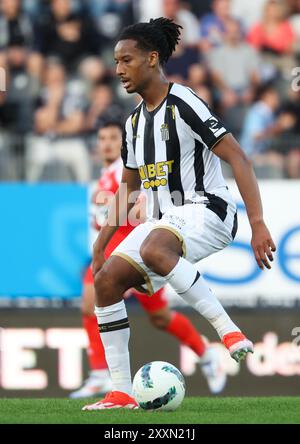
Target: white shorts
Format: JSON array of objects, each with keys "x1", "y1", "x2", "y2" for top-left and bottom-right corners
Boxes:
[{"x1": 112, "y1": 202, "x2": 237, "y2": 295}]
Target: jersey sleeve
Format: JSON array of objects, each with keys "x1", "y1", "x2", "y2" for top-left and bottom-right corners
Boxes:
[
  {"x1": 195, "y1": 111, "x2": 229, "y2": 151},
  {"x1": 121, "y1": 116, "x2": 138, "y2": 169},
  {"x1": 188, "y1": 90, "x2": 229, "y2": 150},
  {"x1": 173, "y1": 86, "x2": 230, "y2": 150}
]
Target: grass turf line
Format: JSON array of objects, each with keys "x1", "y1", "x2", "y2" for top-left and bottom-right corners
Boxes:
[{"x1": 0, "y1": 397, "x2": 299, "y2": 424}]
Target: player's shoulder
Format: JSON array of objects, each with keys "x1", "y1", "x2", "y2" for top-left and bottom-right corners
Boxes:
[
  {"x1": 98, "y1": 158, "x2": 122, "y2": 189},
  {"x1": 108, "y1": 156, "x2": 123, "y2": 173},
  {"x1": 169, "y1": 83, "x2": 211, "y2": 119},
  {"x1": 125, "y1": 101, "x2": 144, "y2": 131},
  {"x1": 170, "y1": 83, "x2": 206, "y2": 105}
]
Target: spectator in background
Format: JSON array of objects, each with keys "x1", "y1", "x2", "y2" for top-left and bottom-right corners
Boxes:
[
  {"x1": 208, "y1": 18, "x2": 261, "y2": 135},
  {"x1": 187, "y1": 0, "x2": 211, "y2": 19},
  {"x1": 0, "y1": 0, "x2": 40, "y2": 178},
  {"x1": 187, "y1": 63, "x2": 213, "y2": 108},
  {"x1": 187, "y1": 63, "x2": 210, "y2": 90},
  {"x1": 83, "y1": 0, "x2": 133, "y2": 46},
  {"x1": 289, "y1": 0, "x2": 300, "y2": 60},
  {"x1": 133, "y1": 0, "x2": 162, "y2": 22},
  {"x1": 279, "y1": 89, "x2": 300, "y2": 178},
  {"x1": 0, "y1": 40, "x2": 37, "y2": 179},
  {"x1": 287, "y1": 0, "x2": 300, "y2": 10},
  {"x1": 0, "y1": 38, "x2": 36, "y2": 134},
  {"x1": 289, "y1": 0, "x2": 300, "y2": 33},
  {"x1": 84, "y1": 81, "x2": 125, "y2": 135},
  {"x1": 78, "y1": 56, "x2": 107, "y2": 89},
  {"x1": 0, "y1": 0, "x2": 38, "y2": 180},
  {"x1": 199, "y1": 0, "x2": 231, "y2": 53},
  {"x1": 85, "y1": 0, "x2": 131, "y2": 18},
  {"x1": 136, "y1": 0, "x2": 199, "y2": 47},
  {"x1": 162, "y1": 0, "x2": 200, "y2": 47},
  {"x1": 247, "y1": 0, "x2": 296, "y2": 57},
  {"x1": 165, "y1": 39, "x2": 200, "y2": 83},
  {"x1": 240, "y1": 83, "x2": 296, "y2": 177},
  {"x1": 0, "y1": 0, "x2": 34, "y2": 50},
  {"x1": 230, "y1": 0, "x2": 267, "y2": 31},
  {"x1": 0, "y1": 0, "x2": 35, "y2": 70},
  {"x1": 32, "y1": 0, "x2": 101, "y2": 76},
  {"x1": 25, "y1": 58, "x2": 90, "y2": 182},
  {"x1": 22, "y1": 0, "x2": 45, "y2": 19},
  {"x1": 247, "y1": 0, "x2": 297, "y2": 79}
]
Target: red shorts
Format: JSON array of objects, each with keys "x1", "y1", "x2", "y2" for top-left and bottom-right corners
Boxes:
[
  {"x1": 83, "y1": 265, "x2": 94, "y2": 285},
  {"x1": 83, "y1": 225, "x2": 168, "y2": 313},
  {"x1": 130, "y1": 288, "x2": 168, "y2": 312},
  {"x1": 104, "y1": 225, "x2": 134, "y2": 258},
  {"x1": 83, "y1": 269, "x2": 168, "y2": 312}
]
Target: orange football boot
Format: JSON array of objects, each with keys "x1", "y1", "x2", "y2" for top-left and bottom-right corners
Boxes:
[
  {"x1": 222, "y1": 332, "x2": 254, "y2": 362},
  {"x1": 82, "y1": 391, "x2": 138, "y2": 410}
]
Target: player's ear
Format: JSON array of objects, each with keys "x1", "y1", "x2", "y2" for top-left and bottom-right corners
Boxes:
[{"x1": 148, "y1": 51, "x2": 159, "y2": 68}]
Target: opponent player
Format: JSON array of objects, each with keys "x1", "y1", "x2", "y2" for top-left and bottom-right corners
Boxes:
[
  {"x1": 70, "y1": 121, "x2": 226, "y2": 399},
  {"x1": 84, "y1": 18, "x2": 276, "y2": 410}
]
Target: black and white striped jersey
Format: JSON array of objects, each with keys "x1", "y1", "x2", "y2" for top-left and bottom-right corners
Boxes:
[{"x1": 122, "y1": 82, "x2": 236, "y2": 221}]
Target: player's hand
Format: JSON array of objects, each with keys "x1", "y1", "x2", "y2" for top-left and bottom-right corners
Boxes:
[
  {"x1": 92, "y1": 247, "x2": 106, "y2": 277},
  {"x1": 251, "y1": 221, "x2": 276, "y2": 270}
]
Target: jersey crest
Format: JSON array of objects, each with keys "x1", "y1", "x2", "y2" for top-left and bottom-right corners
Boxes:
[{"x1": 160, "y1": 123, "x2": 169, "y2": 141}]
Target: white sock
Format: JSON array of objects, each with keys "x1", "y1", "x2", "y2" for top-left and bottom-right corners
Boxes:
[
  {"x1": 95, "y1": 300, "x2": 132, "y2": 395},
  {"x1": 90, "y1": 369, "x2": 110, "y2": 379},
  {"x1": 165, "y1": 257, "x2": 240, "y2": 338}
]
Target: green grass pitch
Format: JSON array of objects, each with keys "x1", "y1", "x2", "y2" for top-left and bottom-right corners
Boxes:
[{"x1": 0, "y1": 397, "x2": 300, "y2": 424}]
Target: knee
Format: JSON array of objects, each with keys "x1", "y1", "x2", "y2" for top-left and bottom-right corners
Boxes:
[
  {"x1": 140, "y1": 230, "x2": 182, "y2": 275},
  {"x1": 94, "y1": 267, "x2": 114, "y2": 295},
  {"x1": 140, "y1": 240, "x2": 166, "y2": 272}
]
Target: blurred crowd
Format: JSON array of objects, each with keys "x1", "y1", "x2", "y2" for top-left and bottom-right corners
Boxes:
[{"x1": 0, "y1": 0, "x2": 300, "y2": 181}]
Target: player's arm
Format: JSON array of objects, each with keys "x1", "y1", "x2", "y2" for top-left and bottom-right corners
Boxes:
[
  {"x1": 92, "y1": 167, "x2": 141, "y2": 275},
  {"x1": 212, "y1": 133, "x2": 276, "y2": 270}
]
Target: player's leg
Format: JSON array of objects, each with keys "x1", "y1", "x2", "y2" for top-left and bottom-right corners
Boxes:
[
  {"x1": 70, "y1": 267, "x2": 112, "y2": 399},
  {"x1": 139, "y1": 207, "x2": 253, "y2": 362},
  {"x1": 133, "y1": 287, "x2": 207, "y2": 355},
  {"x1": 83, "y1": 255, "x2": 145, "y2": 410},
  {"x1": 133, "y1": 287, "x2": 226, "y2": 393},
  {"x1": 81, "y1": 269, "x2": 107, "y2": 372},
  {"x1": 140, "y1": 228, "x2": 240, "y2": 338}
]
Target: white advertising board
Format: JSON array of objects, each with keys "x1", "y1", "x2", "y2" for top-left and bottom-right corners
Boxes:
[{"x1": 167, "y1": 180, "x2": 300, "y2": 308}]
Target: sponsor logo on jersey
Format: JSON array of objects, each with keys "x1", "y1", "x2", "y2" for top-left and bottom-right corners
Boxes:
[
  {"x1": 206, "y1": 116, "x2": 226, "y2": 137},
  {"x1": 139, "y1": 161, "x2": 174, "y2": 189}
]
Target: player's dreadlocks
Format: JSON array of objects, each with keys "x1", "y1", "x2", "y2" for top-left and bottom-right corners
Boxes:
[{"x1": 118, "y1": 17, "x2": 182, "y2": 65}]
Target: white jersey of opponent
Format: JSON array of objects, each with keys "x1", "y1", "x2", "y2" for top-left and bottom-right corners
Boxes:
[{"x1": 121, "y1": 82, "x2": 236, "y2": 222}]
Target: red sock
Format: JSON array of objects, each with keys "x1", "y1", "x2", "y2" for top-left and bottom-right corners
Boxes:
[
  {"x1": 165, "y1": 311, "x2": 206, "y2": 357},
  {"x1": 83, "y1": 314, "x2": 107, "y2": 370}
]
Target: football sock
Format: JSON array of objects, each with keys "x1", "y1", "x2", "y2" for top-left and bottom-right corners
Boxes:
[
  {"x1": 89, "y1": 369, "x2": 111, "y2": 378},
  {"x1": 95, "y1": 300, "x2": 132, "y2": 395},
  {"x1": 83, "y1": 314, "x2": 108, "y2": 371},
  {"x1": 165, "y1": 311, "x2": 206, "y2": 357},
  {"x1": 165, "y1": 257, "x2": 240, "y2": 338}
]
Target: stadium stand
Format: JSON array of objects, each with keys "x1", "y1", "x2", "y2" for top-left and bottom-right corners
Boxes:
[{"x1": 0, "y1": 0, "x2": 299, "y2": 180}]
